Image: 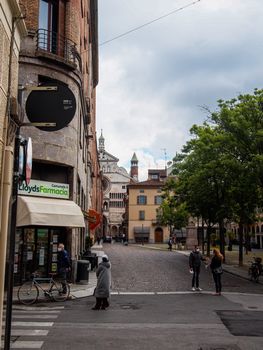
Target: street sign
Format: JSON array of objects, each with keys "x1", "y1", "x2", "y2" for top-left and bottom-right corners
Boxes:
[{"x1": 25, "y1": 82, "x2": 76, "y2": 131}]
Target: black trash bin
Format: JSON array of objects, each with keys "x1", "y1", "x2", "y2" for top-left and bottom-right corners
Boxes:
[
  {"x1": 81, "y1": 252, "x2": 98, "y2": 271},
  {"x1": 76, "y1": 260, "x2": 90, "y2": 284}
]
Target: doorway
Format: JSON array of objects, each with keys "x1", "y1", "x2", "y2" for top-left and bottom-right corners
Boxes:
[{"x1": 155, "y1": 227, "x2": 164, "y2": 243}]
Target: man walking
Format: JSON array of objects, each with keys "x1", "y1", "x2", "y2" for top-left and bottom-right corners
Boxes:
[{"x1": 189, "y1": 245, "x2": 206, "y2": 291}]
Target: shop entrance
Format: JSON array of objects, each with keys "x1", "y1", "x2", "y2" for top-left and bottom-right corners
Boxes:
[{"x1": 14, "y1": 226, "x2": 67, "y2": 284}]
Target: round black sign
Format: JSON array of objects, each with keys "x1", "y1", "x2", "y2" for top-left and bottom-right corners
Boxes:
[{"x1": 25, "y1": 82, "x2": 76, "y2": 131}]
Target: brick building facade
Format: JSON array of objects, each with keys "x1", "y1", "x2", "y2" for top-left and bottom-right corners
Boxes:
[{"x1": 12, "y1": 0, "x2": 101, "y2": 283}]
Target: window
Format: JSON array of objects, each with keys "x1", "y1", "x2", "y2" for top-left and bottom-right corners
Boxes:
[
  {"x1": 139, "y1": 211, "x2": 145, "y2": 220},
  {"x1": 39, "y1": 0, "x2": 59, "y2": 53},
  {"x1": 154, "y1": 196, "x2": 163, "y2": 205},
  {"x1": 139, "y1": 189, "x2": 144, "y2": 193},
  {"x1": 137, "y1": 195, "x2": 147, "y2": 205},
  {"x1": 122, "y1": 185, "x2": 126, "y2": 189},
  {"x1": 151, "y1": 174, "x2": 159, "y2": 180}
]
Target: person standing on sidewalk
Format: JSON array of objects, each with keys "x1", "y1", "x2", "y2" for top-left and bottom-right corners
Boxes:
[
  {"x1": 189, "y1": 245, "x2": 206, "y2": 291},
  {"x1": 210, "y1": 248, "x2": 223, "y2": 295},
  {"x1": 168, "y1": 237, "x2": 173, "y2": 251},
  {"x1": 57, "y1": 243, "x2": 71, "y2": 293},
  {"x1": 92, "y1": 254, "x2": 111, "y2": 310}
]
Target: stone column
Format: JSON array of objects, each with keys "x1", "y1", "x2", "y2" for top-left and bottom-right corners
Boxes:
[{"x1": 186, "y1": 221, "x2": 198, "y2": 250}]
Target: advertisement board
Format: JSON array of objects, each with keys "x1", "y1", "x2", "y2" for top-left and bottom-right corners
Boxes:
[{"x1": 18, "y1": 179, "x2": 70, "y2": 199}]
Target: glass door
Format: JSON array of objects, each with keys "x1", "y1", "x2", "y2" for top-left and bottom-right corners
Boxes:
[{"x1": 36, "y1": 228, "x2": 49, "y2": 277}]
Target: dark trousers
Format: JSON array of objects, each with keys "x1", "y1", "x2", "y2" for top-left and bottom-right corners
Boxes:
[
  {"x1": 192, "y1": 266, "x2": 200, "y2": 288},
  {"x1": 212, "y1": 272, "x2": 222, "y2": 293},
  {"x1": 94, "y1": 297, "x2": 109, "y2": 309},
  {"x1": 58, "y1": 269, "x2": 68, "y2": 294}
]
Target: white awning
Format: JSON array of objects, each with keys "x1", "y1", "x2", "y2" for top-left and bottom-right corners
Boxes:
[{"x1": 17, "y1": 196, "x2": 85, "y2": 228}]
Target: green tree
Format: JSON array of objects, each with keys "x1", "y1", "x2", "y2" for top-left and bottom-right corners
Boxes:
[
  {"x1": 172, "y1": 89, "x2": 263, "y2": 265},
  {"x1": 157, "y1": 178, "x2": 189, "y2": 236}
]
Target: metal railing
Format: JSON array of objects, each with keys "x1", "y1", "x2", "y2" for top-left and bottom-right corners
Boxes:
[{"x1": 36, "y1": 29, "x2": 76, "y2": 66}]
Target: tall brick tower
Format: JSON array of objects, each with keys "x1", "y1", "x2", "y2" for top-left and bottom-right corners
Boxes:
[{"x1": 130, "y1": 153, "x2": 138, "y2": 182}]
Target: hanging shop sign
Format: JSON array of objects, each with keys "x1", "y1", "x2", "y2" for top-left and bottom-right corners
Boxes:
[
  {"x1": 25, "y1": 137, "x2": 32, "y2": 185},
  {"x1": 88, "y1": 209, "x2": 101, "y2": 230},
  {"x1": 18, "y1": 179, "x2": 70, "y2": 199},
  {"x1": 18, "y1": 137, "x2": 32, "y2": 185},
  {"x1": 25, "y1": 82, "x2": 76, "y2": 131}
]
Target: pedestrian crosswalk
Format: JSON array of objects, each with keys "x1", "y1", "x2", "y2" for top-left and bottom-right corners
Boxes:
[{"x1": 1, "y1": 305, "x2": 64, "y2": 349}]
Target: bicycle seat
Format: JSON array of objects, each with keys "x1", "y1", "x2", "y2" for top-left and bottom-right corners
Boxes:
[{"x1": 48, "y1": 273, "x2": 58, "y2": 276}]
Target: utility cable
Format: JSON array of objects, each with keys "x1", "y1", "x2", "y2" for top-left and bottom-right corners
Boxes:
[{"x1": 99, "y1": 0, "x2": 201, "y2": 46}]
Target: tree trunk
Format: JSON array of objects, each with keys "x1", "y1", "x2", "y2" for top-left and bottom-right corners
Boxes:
[
  {"x1": 201, "y1": 220, "x2": 205, "y2": 255},
  {"x1": 207, "y1": 225, "x2": 211, "y2": 257},
  {"x1": 219, "y1": 221, "x2": 225, "y2": 262},
  {"x1": 238, "y1": 223, "x2": 244, "y2": 266}
]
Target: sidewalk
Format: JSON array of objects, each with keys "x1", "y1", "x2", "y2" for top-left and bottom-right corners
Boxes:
[
  {"x1": 134, "y1": 243, "x2": 263, "y2": 283},
  {"x1": 11, "y1": 245, "x2": 105, "y2": 304}
]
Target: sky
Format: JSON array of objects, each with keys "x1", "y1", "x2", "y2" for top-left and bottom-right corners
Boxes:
[{"x1": 96, "y1": 0, "x2": 263, "y2": 180}]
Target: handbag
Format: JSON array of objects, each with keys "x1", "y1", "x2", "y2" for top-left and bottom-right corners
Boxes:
[{"x1": 213, "y1": 266, "x2": 223, "y2": 274}]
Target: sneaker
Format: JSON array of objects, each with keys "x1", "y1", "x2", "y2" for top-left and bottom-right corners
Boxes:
[
  {"x1": 196, "y1": 287, "x2": 202, "y2": 291},
  {"x1": 191, "y1": 287, "x2": 196, "y2": 291}
]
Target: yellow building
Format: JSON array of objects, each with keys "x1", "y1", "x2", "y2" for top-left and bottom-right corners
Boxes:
[{"x1": 127, "y1": 170, "x2": 169, "y2": 243}]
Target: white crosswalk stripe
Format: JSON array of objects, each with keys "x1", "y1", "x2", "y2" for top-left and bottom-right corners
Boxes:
[{"x1": 1, "y1": 306, "x2": 64, "y2": 349}]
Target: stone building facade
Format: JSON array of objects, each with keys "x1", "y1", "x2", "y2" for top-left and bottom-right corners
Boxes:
[
  {"x1": 13, "y1": 0, "x2": 101, "y2": 283},
  {"x1": 98, "y1": 132, "x2": 134, "y2": 238},
  {"x1": 127, "y1": 169, "x2": 169, "y2": 243}
]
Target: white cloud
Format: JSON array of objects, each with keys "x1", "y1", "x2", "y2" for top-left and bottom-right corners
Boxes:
[{"x1": 97, "y1": 0, "x2": 263, "y2": 180}]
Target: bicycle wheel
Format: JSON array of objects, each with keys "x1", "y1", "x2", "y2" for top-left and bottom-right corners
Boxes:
[
  {"x1": 50, "y1": 281, "x2": 70, "y2": 302},
  {"x1": 18, "y1": 282, "x2": 39, "y2": 305}
]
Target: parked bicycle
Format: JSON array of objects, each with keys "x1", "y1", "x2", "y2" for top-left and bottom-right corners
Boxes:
[
  {"x1": 17, "y1": 272, "x2": 70, "y2": 305},
  {"x1": 248, "y1": 257, "x2": 262, "y2": 282}
]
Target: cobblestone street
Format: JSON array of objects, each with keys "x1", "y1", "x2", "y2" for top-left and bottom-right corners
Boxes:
[{"x1": 103, "y1": 243, "x2": 263, "y2": 294}]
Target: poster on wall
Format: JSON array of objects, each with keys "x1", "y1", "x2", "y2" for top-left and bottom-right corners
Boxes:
[
  {"x1": 52, "y1": 254, "x2": 57, "y2": 262},
  {"x1": 51, "y1": 263, "x2": 57, "y2": 272},
  {"x1": 39, "y1": 248, "x2": 45, "y2": 266},
  {"x1": 27, "y1": 251, "x2": 33, "y2": 260},
  {"x1": 53, "y1": 235, "x2": 58, "y2": 243},
  {"x1": 52, "y1": 244, "x2": 57, "y2": 252}
]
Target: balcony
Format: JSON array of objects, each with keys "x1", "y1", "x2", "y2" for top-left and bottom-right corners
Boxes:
[{"x1": 36, "y1": 29, "x2": 78, "y2": 69}]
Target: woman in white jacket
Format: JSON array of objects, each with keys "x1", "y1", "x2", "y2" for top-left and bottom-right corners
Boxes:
[{"x1": 92, "y1": 254, "x2": 111, "y2": 310}]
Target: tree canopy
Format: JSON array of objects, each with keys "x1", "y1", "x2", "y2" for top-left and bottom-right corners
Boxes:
[{"x1": 170, "y1": 89, "x2": 263, "y2": 264}]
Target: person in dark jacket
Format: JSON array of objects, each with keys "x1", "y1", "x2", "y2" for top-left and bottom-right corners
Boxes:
[
  {"x1": 189, "y1": 245, "x2": 206, "y2": 291},
  {"x1": 92, "y1": 254, "x2": 111, "y2": 310},
  {"x1": 210, "y1": 248, "x2": 223, "y2": 295},
  {"x1": 57, "y1": 243, "x2": 71, "y2": 293},
  {"x1": 168, "y1": 237, "x2": 173, "y2": 251}
]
